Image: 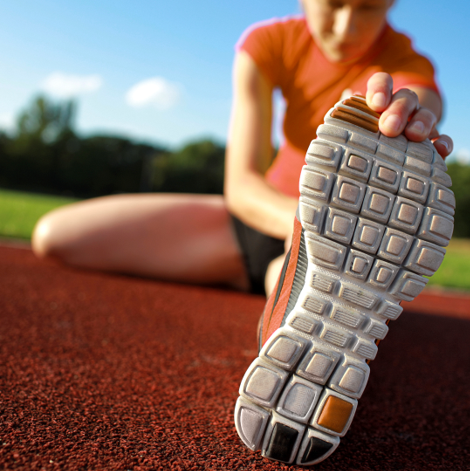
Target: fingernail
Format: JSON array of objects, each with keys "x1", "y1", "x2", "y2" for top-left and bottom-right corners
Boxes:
[
  {"x1": 409, "y1": 121, "x2": 425, "y2": 135},
  {"x1": 439, "y1": 140, "x2": 449, "y2": 151},
  {"x1": 383, "y1": 115, "x2": 401, "y2": 134},
  {"x1": 371, "y1": 92, "x2": 386, "y2": 109}
]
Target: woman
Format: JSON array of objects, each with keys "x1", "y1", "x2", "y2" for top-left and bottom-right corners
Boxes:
[
  {"x1": 33, "y1": 0, "x2": 452, "y2": 296},
  {"x1": 33, "y1": 0, "x2": 454, "y2": 465}
]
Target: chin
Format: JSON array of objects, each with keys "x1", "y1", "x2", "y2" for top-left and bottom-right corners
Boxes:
[
  {"x1": 321, "y1": 39, "x2": 371, "y2": 64},
  {"x1": 327, "y1": 48, "x2": 366, "y2": 64}
]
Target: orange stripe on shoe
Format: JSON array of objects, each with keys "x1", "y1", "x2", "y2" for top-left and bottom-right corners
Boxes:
[
  {"x1": 261, "y1": 217, "x2": 303, "y2": 347},
  {"x1": 343, "y1": 98, "x2": 381, "y2": 119},
  {"x1": 331, "y1": 108, "x2": 379, "y2": 133},
  {"x1": 261, "y1": 275, "x2": 279, "y2": 329}
]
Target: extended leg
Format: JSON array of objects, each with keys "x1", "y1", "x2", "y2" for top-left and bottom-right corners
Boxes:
[
  {"x1": 32, "y1": 193, "x2": 249, "y2": 290},
  {"x1": 235, "y1": 95, "x2": 455, "y2": 466}
]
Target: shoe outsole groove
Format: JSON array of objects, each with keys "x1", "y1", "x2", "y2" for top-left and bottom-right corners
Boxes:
[{"x1": 234, "y1": 95, "x2": 455, "y2": 466}]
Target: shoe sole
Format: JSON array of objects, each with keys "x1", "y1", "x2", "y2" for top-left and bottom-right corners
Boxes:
[{"x1": 234, "y1": 96, "x2": 455, "y2": 466}]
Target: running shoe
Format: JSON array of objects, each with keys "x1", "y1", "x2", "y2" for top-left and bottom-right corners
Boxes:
[{"x1": 234, "y1": 95, "x2": 455, "y2": 466}]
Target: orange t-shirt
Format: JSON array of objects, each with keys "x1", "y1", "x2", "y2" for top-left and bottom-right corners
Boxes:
[{"x1": 237, "y1": 16, "x2": 440, "y2": 198}]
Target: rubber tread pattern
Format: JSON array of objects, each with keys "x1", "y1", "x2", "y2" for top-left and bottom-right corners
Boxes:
[
  {"x1": 301, "y1": 437, "x2": 333, "y2": 463},
  {"x1": 265, "y1": 423, "x2": 299, "y2": 462}
]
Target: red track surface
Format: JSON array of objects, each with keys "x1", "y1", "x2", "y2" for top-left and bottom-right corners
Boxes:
[{"x1": 1, "y1": 245, "x2": 470, "y2": 470}]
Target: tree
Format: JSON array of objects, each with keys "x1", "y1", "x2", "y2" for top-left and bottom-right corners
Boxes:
[
  {"x1": 1, "y1": 94, "x2": 227, "y2": 198},
  {"x1": 153, "y1": 139, "x2": 225, "y2": 194},
  {"x1": 16, "y1": 95, "x2": 76, "y2": 146},
  {"x1": 447, "y1": 162, "x2": 470, "y2": 237},
  {"x1": 1, "y1": 96, "x2": 77, "y2": 193}
]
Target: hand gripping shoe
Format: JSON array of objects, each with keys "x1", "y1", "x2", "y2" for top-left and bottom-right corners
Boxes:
[{"x1": 234, "y1": 95, "x2": 455, "y2": 466}]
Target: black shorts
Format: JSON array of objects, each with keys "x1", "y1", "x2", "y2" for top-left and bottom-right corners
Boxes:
[{"x1": 231, "y1": 215, "x2": 285, "y2": 295}]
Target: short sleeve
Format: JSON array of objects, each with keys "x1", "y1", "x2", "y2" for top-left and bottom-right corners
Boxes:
[
  {"x1": 382, "y1": 30, "x2": 440, "y2": 96},
  {"x1": 391, "y1": 57, "x2": 440, "y2": 95},
  {"x1": 236, "y1": 19, "x2": 285, "y2": 87}
]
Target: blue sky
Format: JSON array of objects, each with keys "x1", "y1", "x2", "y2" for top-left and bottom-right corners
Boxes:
[{"x1": 0, "y1": 0, "x2": 469, "y2": 161}]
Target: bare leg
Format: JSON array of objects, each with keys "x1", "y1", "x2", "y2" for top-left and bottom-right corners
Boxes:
[
  {"x1": 32, "y1": 193, "x2": 249, "y2": 290},
  {"x1": 264, "y1": 253, "x2": 287, "y2": 297},
  {"x1": 264, "y1": 226, "x2": 293, "y2": 296}
]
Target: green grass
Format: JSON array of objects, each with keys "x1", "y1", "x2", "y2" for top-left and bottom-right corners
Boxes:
[
  {"x1": 0, "y1": 188, "x2": 469, "y2": 291},
  {"x1": 427, "y1": 239, "x2": 470, "y2": 291},
  {"x1": 0, "y1": 188, "x2": 78, "y2": 240}
]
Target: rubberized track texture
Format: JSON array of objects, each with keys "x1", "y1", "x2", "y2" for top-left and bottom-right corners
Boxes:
[
  {"x1": 235, "y1": 96, "x2": 463, "y2": 466},
  {"x1": 1, "y1": 244, "x2": 470, "y2": 470}
]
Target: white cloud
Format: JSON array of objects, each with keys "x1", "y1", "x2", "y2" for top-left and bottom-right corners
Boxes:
[
  {"x1": 42, "y1": 72, "x2": 102, "y2": 98},
  {"x1": 125, "y1": 77, "x2": 181, "y2": 110}
]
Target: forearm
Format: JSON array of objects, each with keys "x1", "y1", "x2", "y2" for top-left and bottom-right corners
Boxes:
[
  {"x1": 225, "y1": 168, "x2": 298, "y2": 240},
  {"x1": 225, "y1": 51, "x2": 298, "y2": 240}
]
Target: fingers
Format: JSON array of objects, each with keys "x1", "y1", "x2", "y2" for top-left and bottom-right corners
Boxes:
[
  {"x1": 432, "y1": 134, "x2": 453, "y2": 159},
  {"x1": 363, "y1": 73, "x2": 451, "y2": 158},
  {"x1": 366, "y1": 72, "x2": 393, "y2": 112},
  {"x1": 365, "y1": 73, "x2": 439, "y2": 142},
  {"x1": 428, "y1": 126, "x2": 440, "y2": 141},
  {"x1": 378, "y1": 88, "x2": 420, "y2": 137},
  {"x1": 404, "y1": 107, "x2": 437, "y2": 141}
]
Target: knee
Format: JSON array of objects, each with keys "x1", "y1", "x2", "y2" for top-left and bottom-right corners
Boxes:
[{"x1": 32, "y1": 211, "x2": 66, "y2": 260}]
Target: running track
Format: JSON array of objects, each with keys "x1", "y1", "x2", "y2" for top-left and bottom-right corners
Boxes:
[{"x1": 1, "y1": 245, "x2": 470, "y2": 470}]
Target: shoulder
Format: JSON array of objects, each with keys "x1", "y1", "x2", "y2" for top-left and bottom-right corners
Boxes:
[
  {"x1": 378, "y1": 25, "x2": 435, "y2": 69},
  {"x1": 372, "y1": 25, "x2": 439, "y2": 93},
  {"x1": 235, "y1": 16, "x2": 310, "y2": 87}
]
